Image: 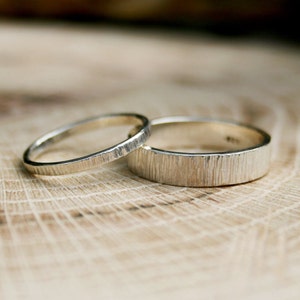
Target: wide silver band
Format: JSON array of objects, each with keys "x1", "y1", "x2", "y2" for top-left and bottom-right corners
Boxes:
[
  {"x1": 128, "y1": 116, "x2": 271, "y2": 187},
  {"x1": 23, "y1": 113, "x2": 150, "y2": 176}
]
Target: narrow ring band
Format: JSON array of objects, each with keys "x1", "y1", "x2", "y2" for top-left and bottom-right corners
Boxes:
[
  {"x1": 23, "y1": 113, "x2": 150, "y2": 176},
  {"x1": 128, "y1": 116, "x2": 271, "y2": 187}
]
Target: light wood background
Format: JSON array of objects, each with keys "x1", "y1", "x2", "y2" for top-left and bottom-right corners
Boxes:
[{"x1": 0, "y1": 21, "x2": 299, "y2": 300}]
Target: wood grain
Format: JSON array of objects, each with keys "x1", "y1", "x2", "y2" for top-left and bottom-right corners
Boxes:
[{"x1": 0, "y1": 22, "x2": 299, "y2": 300}]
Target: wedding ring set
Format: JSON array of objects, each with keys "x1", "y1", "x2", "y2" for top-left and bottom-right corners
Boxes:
[{"x1": 23, "y1": 113, "x2": 271, "y2": 187}]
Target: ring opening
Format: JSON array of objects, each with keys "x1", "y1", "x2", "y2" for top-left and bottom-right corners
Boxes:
[
  {"x1": 147, "y1": 120, "x2": 269, "y2": 153},
  {"x1": 28, "y1": 115, "x2": 145, "y2": 163}
]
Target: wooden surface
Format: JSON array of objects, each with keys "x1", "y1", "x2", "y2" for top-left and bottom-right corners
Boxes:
[{"x1": 0, "y1": 22, "x2": 300, "y2": 300}]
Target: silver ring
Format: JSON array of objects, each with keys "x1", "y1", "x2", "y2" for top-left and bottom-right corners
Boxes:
[
  {"x1": 128, "y1": 116, "x2": 271, "y2": 187},
  {"x1": 23, "y1": 113, "x2": 150, "y2": 176}
]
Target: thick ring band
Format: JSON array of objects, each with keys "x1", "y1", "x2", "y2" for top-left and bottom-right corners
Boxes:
[
  {"x1": 23, "y1": 113, "x2": 150, "y2": 176},
  {"x1": 128, "y1": 116, "x2": 271, "y2": 187}
]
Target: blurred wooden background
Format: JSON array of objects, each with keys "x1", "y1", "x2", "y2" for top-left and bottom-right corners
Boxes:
[
  {"x1": 0, "y1": 0, "x2": 298, "y2": 39},
  {"x1": 0, "y1": 0, "x2": 295, "y2": 21},
  {"x1": 0, "y1": 20, "x2": 299, "y2": 300}
]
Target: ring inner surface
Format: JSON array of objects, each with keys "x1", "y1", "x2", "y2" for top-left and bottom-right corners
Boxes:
[
  {"x1": 147, "y1": 121, "x2": 266, "y2": 153},
  {"x1": 30, "y1": 116, "x2": 143, "y2": 162}
]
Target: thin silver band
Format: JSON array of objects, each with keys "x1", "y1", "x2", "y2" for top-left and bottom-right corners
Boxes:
[
  {"x1": 23, "y1": 113, "x2": 150, "y2": 176},
  {"x1": 128, "y1": 116, "x2": 271, "y2": 187}
]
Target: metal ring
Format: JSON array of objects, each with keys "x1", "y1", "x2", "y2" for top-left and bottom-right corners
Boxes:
[
  {"x1": 23, "y1": 113, "x2": 150, "y2": 176},
  {"x1": 128, "y1": 116, "x2": 271, "y2": 187}
]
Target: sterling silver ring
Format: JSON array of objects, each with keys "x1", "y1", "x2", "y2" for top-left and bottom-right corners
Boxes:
[
  {"x1": 127, "y1": 116, "x2": 271, "y2": 187},
  {"x1": 23, "y1": 113, "x2": 150, "y2": 176}
]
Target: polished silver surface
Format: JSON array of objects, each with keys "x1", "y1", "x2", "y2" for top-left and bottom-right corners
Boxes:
[
  {"x1": 23, "y1": 113, "x2": 150, "y2": 176},
  {"x1": 128, "y1": 116, "x2": 271, "y2": 187}
]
